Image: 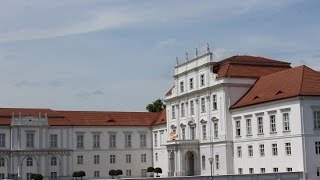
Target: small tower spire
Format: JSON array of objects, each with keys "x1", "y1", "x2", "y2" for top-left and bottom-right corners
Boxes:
[
  {"x1": 196, "y1": 48, "x2": 198, "y2": 57},
  {"x1": 176, "y1": 57, "x2": 179, "y2": 65},
  {"x1": 207, "y1": 43, "x2": 210, "y2": 53},
  {"x1": 185, "y1": 52, "x2": 188, "y2": 61}
]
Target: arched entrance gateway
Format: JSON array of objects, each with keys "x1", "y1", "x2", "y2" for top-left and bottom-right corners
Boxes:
[{"x1": 185, "y1": 151, "x2": 195, "y2": 176}]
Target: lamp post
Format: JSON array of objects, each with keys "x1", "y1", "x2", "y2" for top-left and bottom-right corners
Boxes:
[{"x1": 208, "y1": 157, "x2": 213, "y2": 180}]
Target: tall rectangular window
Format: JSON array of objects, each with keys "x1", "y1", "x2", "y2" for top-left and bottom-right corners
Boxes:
[
  {"x1": 202, "y1": 124, "x2": 207, "y2": 139},
  {"x1": 50, "y1": 134, "x2": 58, "y2": 148},
  {"x1": 155, "y1": 153, "x2": 158, "y2": 161},
  {"x1": 272, "y1": 144, "x2": 278, "y2": 156},
  {"x1": 181, "y1": 103, "x2": 185, "y2": 117},
  {"x1": 0, "y1": 174, "x2": 5, "y2": 179},
  {"x1": 201, "y1": 98, "x2": 206, "y2": 113},
  {"x1": 317, "y1": 167, "x2": 320, "y2": 176},
  {"x1": 109, "y1": 134, "x2": 116, "y2": 148},
  {"x1": 172, "y1": 106, "x2": 176, "y2": 119},
  {"x1": 141, "y1": 154, "x2": 147, "y2": 163},
  {"x1": 26, "y1": 133, "x2": 34, "y2": 147},
  {"x1": 160, "y1": 132, "x2": 164, "y2": 145},
  {"x1": 314, "y1": 111, "x2": 320, "y2": 128},
  {"x1": 0, "y1": 134, "x2": 5, "y2": 147},
  {"x1": 248, "y1": 145, "x2": 253, "y2": 157},
  {"x1": 126, "y1": 170, "x2": 131, "y2": 176},
  {"x1": 315, "y1": 141, "x2": 320, "y2": 154},
  {"x1": 190, "y1": 100, "x2": 194, "y2": 115},
  {"x1": 285, "y1": 142, "x2": 291, "y2": 155},
  {"x1": 94, "y1": 171, "x2": 100, "y2": 178},
  {"x1": 237, "y1": 146, "x2": 242, "y2": 158},
  {"x1": 200, "y1": 74, "x2": 205, "y2": 86},
  {"x1": 246, "y1": 119, "x2": 252, "y2": 135},
  {"x1": 270, "y1": 115, "x2": 277, "y2": 133},
  {"x1": 93, "y1": 134, "x2": 100, "y2": 148},
  {"x1": 235, "y1": 120, "x2": 241, "y2": 136},
  {"x1": 215, "y1": 155, "x2": 219, "y2": 170},
  {"x1": 180, "y1": 81, "x2": 184, "y2": 92},
  {"x1": 189, "y1": 78, "x2": 194, "y2": 90},
  {"x1": 283, "y1": 113, "x2": 290, "y2": 131},
  {"x1": 50, "y1": 172, "x2": 57, "y2": 179},
  {"x1": 273, "y1": 168, "x2": 278, "y2": 172},
  {"x1": 77, "y1": 155, "x2": 83, "y2": 164},
  {"x1": 125, "y1": 134, "x2": 132, "y2": 147},
  {"x1": 238, "y1": 168, "x2": 243, "y2": 174},
  {"x1": 94, "y1": 155, "x2": 100, "y2": 164},
  {"x1": 76, "y1": 134, "x2": 84, "y2": 148},
  {"x1": 257, "y1": 117, "x2": 264, "y2": 134},
  {"x1": 190, "y1": 126, "x2": 196, "y2": 140},
  {"x1": 287, "y1": 168, "x2": 292, "y2": 172},
  {"x1": 214, "y1": 123, "x2": 218, "y2": 138},
  {"x1": 181, "y1": 127, "x2": 186, "y2": 140},
  {"x1": 202, "y1": 155, "x2": 206, "y2": 170},
  {"x1": 140, "y1": 134, "x2": 146, "y2": 147},
  {"x1": 126, "y1": 154, "x2": 131, "y2": 163},
  {"x1": 249, "y1": 168, "x2": 254, "y2": 174},
  {"x1": 27, "y1": 173, "x2": 32, "y2": 180},
  {"x1": 260, "y1": 144, "x2": 265, "y2": 156},
  {"x1": 154, "y1": 133, "x2": 158, "y2": 146},
  {"x1": 212, "y1": 95, "x2": 217, "y2": 110},
  {"x1": 261, "y1": 168, "x2": 265, "y2": 173},
  {"x1": 110, "y1": 155, "x2": 116, "y2": 164}
]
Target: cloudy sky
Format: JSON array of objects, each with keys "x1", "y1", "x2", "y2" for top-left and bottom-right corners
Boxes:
[{"x1": 0, "y1": 0, "x2": 319, "y2": 111}]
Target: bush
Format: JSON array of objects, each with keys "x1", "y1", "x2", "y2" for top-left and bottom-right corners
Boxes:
[
  {"x1": 147, "y1": 167, "x2": 154, "y2": 172},
  {"x1": 154, "y1": 167, "x2": 162, "y2": 177},
  {"x1": 79, "y1": 171, "x2": 86, "y2": 180},
  {"x1": 115, "y1": 169, "x2": 123, "y2": 176},
  {"x1": 109, "y1": 169, "x2": 116, "y2": 179},
  {"x1": 73, "y1": 171, "x2": 80, "y2": 180},
  {"x1": 31, "y1": 173, "x2": 43, "y2": 180}
]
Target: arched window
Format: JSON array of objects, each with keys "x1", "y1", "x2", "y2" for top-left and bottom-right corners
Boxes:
[
  {"x1": 26, "y1": 157, "x2": 33, "y2": 166},
  {"x1": 51, "y1": 157, "x2": 57, "y2": 166},
  {"x1": 0, "y1": 158, "x2": 5, "y2": 166}
]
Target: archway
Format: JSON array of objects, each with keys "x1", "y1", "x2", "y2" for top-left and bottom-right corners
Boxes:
[{"x1": 185, "y1": 151, "x2": 195, "y2": 176}]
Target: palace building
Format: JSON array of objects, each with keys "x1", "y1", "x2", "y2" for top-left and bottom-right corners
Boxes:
[{"x1": 0, "y1": 50, "x2": 320, "y2": 180}]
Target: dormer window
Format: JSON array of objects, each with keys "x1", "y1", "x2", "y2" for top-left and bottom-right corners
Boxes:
[{"x1": 180, "y1": 81, "x2": 184, "y2": 92}]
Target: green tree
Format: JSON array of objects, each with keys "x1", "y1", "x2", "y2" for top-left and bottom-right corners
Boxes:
[
  {"x1": 72, "y1": 171, "x2": 79, "y2": 180},
  {"x1": 154, "y1": 167, "x2": 162, "y2": 177},
  {"x1": 109, "y1": 169, "x2": 116, "y2": 179},
  {"x1": 78, "y1": 171, "x2": 86, "y2": 180},
  {"x1": 146, "y1": 99, "x2": 165, "y2": 112}
]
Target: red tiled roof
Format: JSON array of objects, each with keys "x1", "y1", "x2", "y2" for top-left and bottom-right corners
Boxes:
[
  {"x1": 165, "y1": 86, "x2": 174, "y2": 96},
  {"x1": 213, "y1": 55, "x2": 291, "y2": 79},
  {"x1": 152, "y1": 109, "x2": 167, "y2": 126},
  {"x1": 231, "y1": 65, "x2": 320, "y2": 109}
]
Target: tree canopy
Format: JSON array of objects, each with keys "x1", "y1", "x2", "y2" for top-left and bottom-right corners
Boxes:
[{"x1": 146, "y1": 99, "x2": 165, "y2": 112}]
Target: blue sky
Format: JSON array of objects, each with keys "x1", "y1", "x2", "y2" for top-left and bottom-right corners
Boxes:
[{"x1": 0, "y1": 0, "x2": 319, "y2": 111}]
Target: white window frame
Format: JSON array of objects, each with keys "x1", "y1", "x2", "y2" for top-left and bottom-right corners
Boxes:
[
  {"x1": 285, "y1": 142, "x2": 291, "y2": 155},
  {"x1": 248, "y1": 145, "x2": 253, "y2": 157},
  {"x1": 180, "y1": 81, "x2": 184, "y2": 92},
  {"x1": 0, "y1": 133, "x2": 6, "y2": 147},
  {"x1": 246, "y1": 119, "x2": 252, "y2": 135},
  {"x1": 126, "y1": 154, "x2": 131, "y2": 163},
  {"x1": 109, "y1": 134, "x2": 116, "y2": 148},
  {"x1": 154, "y1": 133, "x2": 158, "y2": 147},
  {"x1": 315, "y1": 141, "x2": 320, "y2": 154},
  {"x1": 270, "y1": 115, "x2": 277, "y2": 133},
  {"x1": 110, "y1": 155, "x2": 116, "y2": 164},
  {"x1": 181, "y1": 103, "x2": 185, "y2": 117},
  {"x1": 76, "y1": 134, "x2": 84, "y2": 148},
  {"x1": 50, "y1": 157, "x2": 57, "y2": 166},
  {"x1": 259, "y1": 144, "x2": 265, "y2": 156},
  {"x1": 50, "y1": 134, "x2": 58, "y2": 148},
  {"x1": 26, "y1": 157, "x2": 33, "y2": 166},
  {"x1": 172, "y1": 106, "x2": 176, "y2": 119},
  {"x1": 257, "y1": 117, "x2": 264, "y2": 134},
  {"x1": 190, "y1": 100, "x2": 194, "y2": 115},
  {"x1": 201, "y1": 98, "x2": 206, "y2": 113},
  {"x1": 125, "y1": 134, "x2": 132, "y2": 148},
  {"x1": 215, "y1": 155, "x2": 219, "y2": 170},
  {"x1": 140, "y1": 134, "x2": 147, "y2": 147},
  {"x1": 202, "y1": 124, "x2": 207, "y2": 139},
  {"x1": 272, "y1": 144, "x2": 278, "y2": 156},
  {"x1": 0, "y1": 158, "x2": 5, "y2": 167},
  {"x1": 26, "y1": 133, "x2": 34, "y2": 148},
  {"x1": 212, "y1": 95, "x2": 217, "y2": 110},
  {"x1": 94, "y1": 155, "x2": 100, "y2": 164},
  {"x1": 237, "y1": 146, "x2": 242, "y2": 158},
  {"x1": 314, "y1": 111, "x2": 320, "y2": 129},
  {"x1": 235, "y1": 120, "x2": 241, "y2": 137},
  {"x1": 202, "y1": 155, "x2": 206, "y2": 170},
  {"x1": 141, "y1": 154, "x2": 147, "y2": 163},
  {"x1": 93, "y1": 134, "x2": 100, "y2": 148},
  {"x1": 190, "y1": 126, "x2": 196, "y2": 140},
  {"x1": 200, "y1": 74, "x2": 205, "y2": 86},
  {"x1": 77, "y1": 155, "x2": 83, "y2": 164},
  {"x1": 283, "y1": 113, "x2": 290, "y2": 131},
  {"x1": 189, "y1": 78, "x2": 194, "y2": 90},
  {"x1": 214, "y1": 123, "x2": 218, "y2": 138}
]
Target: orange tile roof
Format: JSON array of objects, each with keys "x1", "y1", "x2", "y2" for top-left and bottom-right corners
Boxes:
[
  {"x1": 231, "y1": 65, "x2": 320, "y2": 109},
  {"x1": 152, "y1": 109, "x2": 167, "y2": 126},
  {"x1": 0, "y1": 108, "x2": 167, "y2": 126},
  {"x1": 165, "y1": 86, "x2": 174, "y2": 96},
  {"x1": 213, "y1": 55, "x2": 291, "y2": 79}
]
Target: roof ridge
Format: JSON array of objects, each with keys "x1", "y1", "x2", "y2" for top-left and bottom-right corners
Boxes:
[
  {"x1": 230, "y1": 78, "x2": 260, "y2": 109},
  {"x1": 299, "y1": 65, "x2": 306, "y2": 95}
]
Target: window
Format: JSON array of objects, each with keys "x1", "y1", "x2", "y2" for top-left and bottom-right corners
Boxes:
[
  {"x1": 237, "y1": 146, "x2": 242, "y2": 158},
  {"x1": 154, "y1": 133, "x2": 158, "y2": 147},
  {"x1": 214, "y1": 123, "x2": 218, "y2": 138},
  {"x1": 189, "y1": 78, "x2": 194, "y2": 90},
  {"x1": 94, "y1": 155, "x2": 100, "y2": 164},
  {"x1": 202, "y1": 124, "x2": 207, "y2": 139},
  {"x1": 76, "y1": 134, "x2": 84, "y2": 148},
  {"x1": 0, "y1": 173, "x2": 4, "y2": 179},
  {"x1": 314, "y1": 111, "x2": 320, "y2": 128},
  {"x1": 283, "y1": 113, "x2": 290, "y2": 131},
  {"x1": 287, "y1": 168, "x2": 292, "y2": 172},
  {"x1": 259, "y1": 144, "x2": 265, "y2": 156},
  {"x1": 140, "y1": 134, "x2": 146, "y2": 147},
  {"x1": 315, "y1": 141, "x2": 320, "y2": 154},
  {"x1": 50, "y1": 134, "x2": 58, "y2": 148},
  {"x1": 235, "y1": 120, "x2": 241, "y2": 136},
  {"x1": 201, "y1": 98, "x2": 206, "y2": 113},
  {"x1": 160, "y1": 132, "x2": 164, "y2": 145},
  {"x1": 180, "y1": 81, "x2": 184, "y2": 92},
  {"x1": 110, "y1": 155, "x2": 116, "y2": 164},
  {"x1": 50, "y1": 172, "x2": 57, "y2": 179},
  {"x1": 246, "y1": 119, "x2": 252, "y2": 135},
  {"x1": 93, "y1": 134, "x2": 100, "y2": 148},
  {"x1": 273, "y1": 168, "x2": 278, "y2": 172},
  {"x1": 270, "y1": 115, "x2": 277, "y2": 133},
  {"x1": 26, "y1": 157, "x2": 33, "y2": 166},
  {"x1": 126, "y1": 170, "x2": 131, "y2": 176},
  {"x1": 181, "y1": 103, "x2": 185, "y2": 117},
  {"x1": 317, "y1": 167, "x2": 320, "y2": 176},
  {"x1": 190, "y1": 100, "x2": 194, "y2": 115},
  {"x1": 77, "y1": 155, "x2": 83, "y2": 164},
  {"x1": 126, "y1": 154, "x2": 131, "y2": 163},
  {"x1": 212, "y1": 95, "x2": 217, "y2": 110},
  {"x1": 125, "y1": 134, "x2": 132, "y2": 147},
  {"x1": 26, "y1": 133, "x2": 34, "y2": 147},
  {"x1": 155, "y1": 153, "x2": 158, "y2": 161},
  {"x1": 26, "y1": 173, "x2": 32, "y2": 180},
  {"x1": 190, "y1": 126, "x2": 196, "y2": 140},
  {"x1": 285, "y1": 143, "x2": 291, "y2": 155},
  {"x1": 109, "y1": 134, "x2": 116, "y2": 148},
  {"x1": 215, "y1": 155, "x2": 219, "y2": 170},
  {"x1": 94, "y1": 171, "x2": 100, "y2": 178},
  {"x1": 249, "y1": 168, "x2": 254, "y2": 174},
  {"x1": 141, "y1": 154, "x2": 146, "y2": 163},
  {"x1": 0, "y1": 133, "x2": 5, "y2": 147},
  {"x1": 0, "y1": 158, "x2": 4, "y2": 166},
  {"x1": 272, "y1": 144, "x2": 278, "y2": 156},
  {"x1": 202, "y1": 155, "x2": 206, "y2": 170},
  {"x1": 181, "y1": 127, "x2": 186, "y2": 140},
  {"x1": 200, "y1": 74, "x2": 205, "y2": 86},
  {"x1": 248, "y1": 145, "x2": 253, "y2": 157},
  {"x1": 238, "y1": 168, "x2": 243, "y2": 174},
  {"x1": 172, "y1": 106, "x2": 176, "y2": 119},
  {"x1": 257, "y1": 117, "x2": 264, "y2": 134},
  {"x1": 50, "y1": 157, "x2": 57, "y2": 166},
  {"x1": 261, "y1": 168, "x2": 265, "y2": 173}
]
